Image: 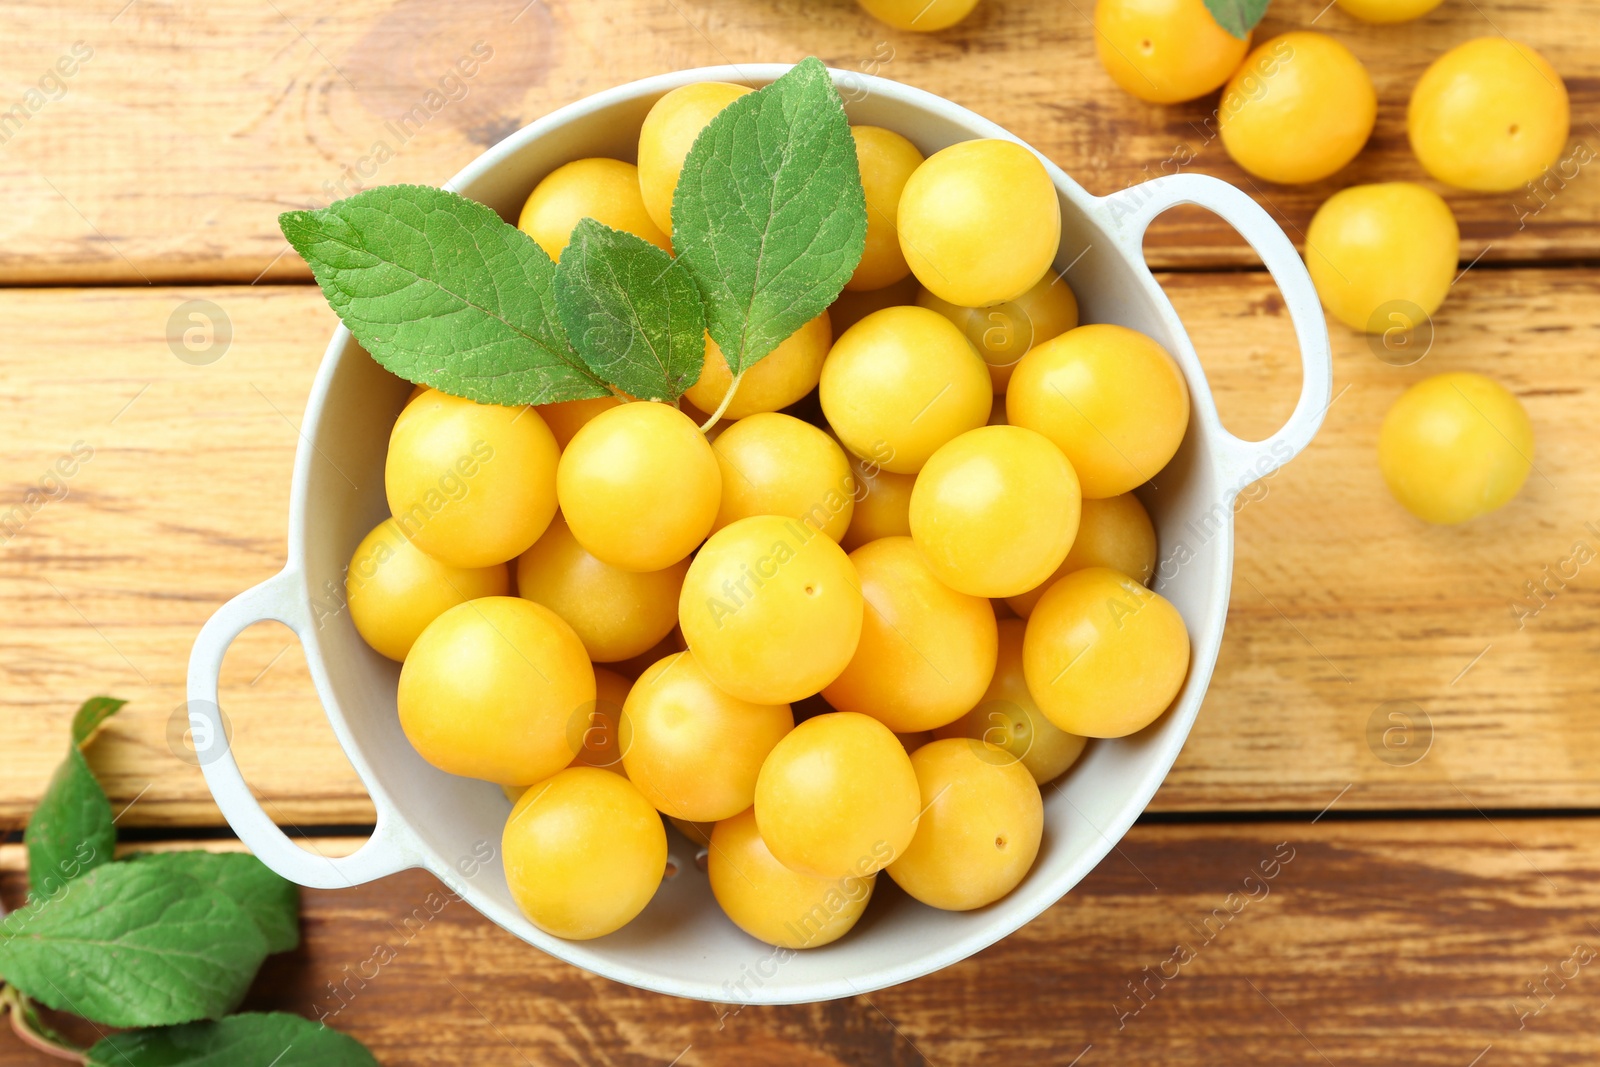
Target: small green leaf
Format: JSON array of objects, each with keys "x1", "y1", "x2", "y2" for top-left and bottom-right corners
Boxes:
[
  {"x1": 554, "y1": 218, "x2": 707, "y2": 401},
  {"x1": 280, "y1": 185, "x2": 612, "y2": 406},
  {"x1": 26, "y1": 696, "x2": 127, "y2": 900},
  {"x1": 672, "y1": 56, "x2": 866, "y2": 380},
  {"x1": 72, "y1": 695, "x2": 126, "y2": 747},
  {"x1": 127, "y1": 852, "x2": 300, "y2": 956},
  {"x1": 86, "y1": 1012, "x2": 379, "y2": 1067},
  {"x1": 0, "y1": 861, "x2": 269, "y2": 1028},
  {"x1": 1203, "y1": 0, "x2": 1270, "y2": 38},
  {"x1": 25, "y1": 745, "x2": 113, "y2": 901}
]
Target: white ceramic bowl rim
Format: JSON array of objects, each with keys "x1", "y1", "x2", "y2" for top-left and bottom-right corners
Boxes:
[{"x1": 188, "y1": 64, "x2": 1332, "y2": 1004}]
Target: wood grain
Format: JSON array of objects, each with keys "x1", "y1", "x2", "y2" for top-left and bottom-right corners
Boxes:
[
  {"x1": 2, "y1": 4, "x2": 1593, "y2": 1063},
  {"x1": 5, "y1": 820, "x2": 1598, "y2": 1065},
  {"x1": 0, "y1": 0, "x2": 1593, "y2": 283},
  {"x1": 0, "y1": 273, "x2": 1594, "y2": 828},
  {"x1": 0, "y1": 285, "x2": 364, "y2": 830}
]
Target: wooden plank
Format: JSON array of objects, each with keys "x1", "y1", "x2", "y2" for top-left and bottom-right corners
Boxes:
[
  {"x1": 0, "y1": 285, "x2": 367, "y2": 830},
  {"x1": 0, "y1": 0, "x2": 1594, "y2": 282},
  {"x1": 0, "y1": 272, "x2": 1594, "y2": 829},
  {"x1": 4, "y1": 819, "x2": 1596, "y2": 1064},
  {"x1": 1186, "y1": 264, "x2": 1600, "y2": 812}
]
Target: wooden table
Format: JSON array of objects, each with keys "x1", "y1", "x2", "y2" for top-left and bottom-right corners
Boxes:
[{"x1": 2, "y1": 0, "x2": 1597, "y2": 1062}]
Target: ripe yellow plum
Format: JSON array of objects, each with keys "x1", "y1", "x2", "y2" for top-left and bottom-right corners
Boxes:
[
  {"x1": 856, "y1": 0, "x2": 980, "y2": 31},
  {"x1": 822, "y1": 536, "x2": 998, "y2": 732},
  {"x1": 518, "y1": 157, "x2": 670, "y2": 260},
  {"x1": 909, "y1": 425, "x2": 1082, "y2": 598},
  {"x1": 820, "y1": 306, "x2": 991, "y2": 474},
  {"x1": 347, "y1": 517, "x2": 508, "y2": 661},
  {"x1": 709, "y1": 807, "x2": 875, "y2": 949},
  {"x1": 1306, "y1": 183, "x2": 1460, "y2": 333},
  {"x1": 1094, "y1": 0, "x2": 1253, "y2": 104},
  {"x1": 683, "y1": 313, "x2": 832, "y2": 421},
  {"x1": 828, "y1": 274, "x2": 920, "y2": 335},
  {"x1": 1378, "y1": 372, "x2": 1534, "y2": 524},
  {"x1": 886, "y1": 738, "x2": 1043, "y2": 910},
  {"x1": 712, "y1": 413, "x2": 855, "y2": 542},
  {"x1": 621, "y1": 651, "x2": 794, "y2": 822},
  {"x1": 1219, "y1": 32, "x2": 1376, "y2": 184},
  {"x1": 1409, "y1": 38, "x2": 1569, "y2": 191},
  {"x1": 568, "y1": 667, "x2": 632, "y2": 775},
  {"x1": 1023, "y1": 568, "x2": 1190, "y2": 738},
  {"x1": 916, "y1": 271, "x2": 1079, "y2": 393},
  {"x1": 847, "y1": 126, "x2": 924, "y2": 292},
  {"x1": 935, "y1": 618, "x2": 1088, "y2": 784},
  {"x1": 503, "y1": 767, "x2": 666, "y2": 939},
  {"x1": 1007, "y1": 324, "x2": 1189, "y2": 499},
  {"x1": 840, "y1": 448, "x2": 916, "y2": 552},
  {"x1": 611, "y1": 627, "x2": 688, "y2": 681},
  {"x1": 897, "y1": 139, "x2": 1060, "y2": 307},
  {"x1": 754, "y1": 712, "x2": 921, "y2": 878},
  {"x1": 1337, "y1": 0, "x2": 1443, "y2": 20},
  {"x1": 535, "y1": 395, "x2": 624, "y2": 450},
  {"x1": 516, "y1": 514, "x2": 687, "y2": 662},
  {"x1": 557, "y1": 402, "x2": 720, "y2": 572},
  {"x1": 679, "y1": 515, "x2": 864, "y2": 704},
  {"x1": 398, "y1": 597, "x2": 594, "y2": 784},
  {"x1": 385, "y1": 389, "x2": 560, "y2": 568},
  {"x1": 637, "y1": 81, "x2": 752, "y2": 234}
]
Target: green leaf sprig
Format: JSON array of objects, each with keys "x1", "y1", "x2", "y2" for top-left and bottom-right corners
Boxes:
[
  {"x1": 280, "y1": 56, "x2": 867, "y2": 428},
  {"x1": 0, "y1": 697, "x2": 375, "y2": 1064}
]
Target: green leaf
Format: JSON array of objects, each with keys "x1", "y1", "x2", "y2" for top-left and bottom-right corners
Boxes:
[
  {"x1": 25, "y1": 745, "x2": 113, "y2": 901},
  {"x1": 280, "y1": 185, "x2": 612, "y2": 406},
  {"x1": 554, "y1": 218, "x2": 707, "y2": 402},
  {"x1": 1203, "y1": 0, "x2": 1270, "y2": 37},
  {"x1": 72, "y1": 695, "x2": 126, "y2": 747},
  {"x1": 86, "y1": 1013, "x2": 379, "y2": 1067},
  {"x1": 0, "y1": 861, "x2": 269, "y2": 1028},
  {"x1": 26, "y1": 696, "x2": 127, "y2": 900},
  {"x1": 126, "y1": 852, "x2": 300, "y2": 956},
  {"x1": 671, "y1": 56, "x2": 866, "y2": 381}
]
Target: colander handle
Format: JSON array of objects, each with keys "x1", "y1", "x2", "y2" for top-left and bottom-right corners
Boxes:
[
  {"x1": 1105, "y1": 172, "x2": 1334, "y2": 490},
  {"x1": 187, "y1": 567, "x2": 420, "y2": 889}
]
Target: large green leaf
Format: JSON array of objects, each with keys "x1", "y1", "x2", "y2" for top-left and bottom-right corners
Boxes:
[
  {"x1": 126, "y1": 852, "x2": 300, "y2": 956},
  {"x1": 0, "y1": 861, "x2": 269, "y2": 1027},
  {"x1": 86, "y1": 1013, "x2": 379, "y2": 1067},
  {"x1": 671, "y1": 57, "x2": 866, "y2": 381},
  {"x1": 280, "y1": 185, "x2": 612, "y2": 406}
]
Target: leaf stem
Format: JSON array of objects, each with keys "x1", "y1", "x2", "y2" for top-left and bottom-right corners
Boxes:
[
  {"x1": 1, "y1": 988, "x2": 87, "y2": 1063},
  {"x1": 698, "y1": 372, "x2": 744, "y2": 432}
]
